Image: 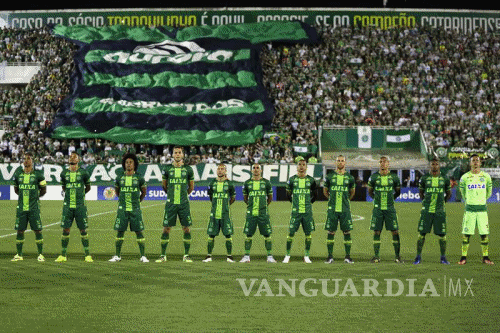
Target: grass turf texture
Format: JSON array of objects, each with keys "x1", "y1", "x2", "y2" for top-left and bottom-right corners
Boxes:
[{"x1": 0, "y1": 200, "x2": 499, "y2": 332}]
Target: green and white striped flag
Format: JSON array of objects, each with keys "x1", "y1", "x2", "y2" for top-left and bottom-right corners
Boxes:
[
  {"x1": 386, "y1": 129, "x2": 412, "y2": 147},
  {"x1": 48, "y1": 22, "x2": 317, "y2": 145}
]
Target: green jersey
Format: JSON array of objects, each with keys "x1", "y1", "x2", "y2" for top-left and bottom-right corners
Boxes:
[
  {"x1": 324, "y1": 171, "x2": 355, "y2": 213},
  {"x1": 287, "y1": 175, "x2": 317, "y2": 214},
  {"x1": 115, "y1": 172, "x2": 146, "y2": 211},
  {"x1": 243, "y1": 178, "x2": 273, "y2": 216},
  {"x1": 419, "y1": 173, "x2": 451, "y2": 213},
  {"x1": 13, "y1": 168, "x2": 46, "y2": 212},
  {"x1": 459, "y1": 171, "x2": 492, "y2": 212},
  {"x1": 368, "y1": 172, "x2": 401, "y2": 210},
  {"x1": 61, "y1": 168, "x2": 91, "y2": 208},
  {"x1": 162, "y1": 164, "x2": 194, "y2": 205},
  {"x1": 207, "y1": 179, "x2": 235, "y2": 219}
]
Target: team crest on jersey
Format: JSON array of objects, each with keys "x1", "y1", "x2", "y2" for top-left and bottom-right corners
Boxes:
[{"x1": 480, "y1": 177, "x2": 485, "y2": 182}]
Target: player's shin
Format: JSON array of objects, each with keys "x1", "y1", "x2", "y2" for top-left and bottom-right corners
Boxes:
[
  {"x1": 392, "y1": 233, "x2": 401, "y2": 257},
  {"x1": 480, "y1": 235, "x2": 489, "y2": 257},
  {"x1": 343, "y1": 233, "x2": 352, "y2": 257},
  {"x1": 438, "y1": 235, "x2": 446, "y2": 256},
  {"x1": 264, "y1": 236, "x2": 272, "y2": 255},
  {"x1": 115, "y1": 231, "x2": 125, "y2": 257},
  {"x1": 373, "y1": 233, "x2": 381, "y2": 257},
  {"x1": 160, "y1": 232, "x2": 169, "y2": 256},
  {"x1": 244, "y1": 236, "x2": 252, "y2": 255},
  {"x1": 305, "y1": 234, "x2": 312, "y2": 257},
  {"x1": 61, "y1": 231, "x2": 70, "y2": 256},
  {"x1": 207, "y1": 236, "x2": 215, "y2": 255},
  {"x1": 183, "y1": 232, "x2": 191, "y2": 255},
  {"x1": 136, "y1": 232, "x2": 146, "y2": 257},
  {"x1": 225, "y1": 236, "x2": 232, "y2": 255},
  {"x1": 35, "y1": 233, "x2": 43, "y2": 255},
  {"x1": 286, "y1": 234, "x2": 294, "y2": 256},
  {"x1": 16, "y1": 233, "x2": 24, "y2": 256},
  {"x1": 326, "y1": 233, "x2": 335, "y2": 257},
  {"x1": 416, "y1": 234, "x2": 426, "y2": 255},
  {"x1": 461, "y1": 235, "x2": 470, "y2": 257}
]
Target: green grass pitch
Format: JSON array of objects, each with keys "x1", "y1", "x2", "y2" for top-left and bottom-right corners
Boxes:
[{"x1": 0, "y1": 200, "x2": 499, "y2": 332}]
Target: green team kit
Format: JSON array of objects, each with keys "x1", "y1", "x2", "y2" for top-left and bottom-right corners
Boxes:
[
  {"x1": 286, "y1": 174, "x2": 317, "y2": 234},
  {"x1": 324, "y1": 171, "x2": 355, "y2": 232},
  {"x1": 114, "y1": 173, "x2": 146, "y2": 232},
  {"x1": 207, "y1": 178, "x2": 236, "y2": 236},
  {"x1": 61, "y1": 168, "x2": 91, "y2": 230},
  {"x1": 243, "y1": 178, "x2": 273, "y2": 236},
  {"x1": 162, "y1": 164, "x2": 194, "y2": 227},
  {"x1": 418, "y1": 173, "x2": 451, "y2": 235},
  {"x1": 13, "y1": 168, "x2": 46, "y2": 231},
  {"x1": 9, "y1": 163, "x2": 495, "y2": 263},
  {"x1": 368, "y1": 172, "x2": 401, "y2": 231}
]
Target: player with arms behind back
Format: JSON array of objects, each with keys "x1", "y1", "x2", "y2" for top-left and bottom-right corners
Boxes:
[
  {"x1": 283, "y1": 158, "x2": 317, "y2": 264},
  {"x1": 109, "y1": 153, "x2": 148, "y2": 263},
  {"x1": 323, "y1": 155, "x2": 356, "y2": 264},
  {"x1": 11, "y1": 153, "x2": 47, "y2": 262},
  {"x1": 157, "y1": 146, "x2": 195, "y2": 263},
  {"x1": 458, "y1": 154, "x2": 494, "y2": 265},
  {"x1": 368, "y1": 156, "x2": 403, "y2": 263},
  {"x1": 413, "y1": 158, "x2": 451, "y2": 265},
  {"x1": 55, "y1": 152, "x2": 93, "y2": 263},
  {"x1": 202, "y1": 163, "x2": 236, "y2": 262},
  {"x1": 240, "y1": 163, "x2": 276, "y2": 263}
]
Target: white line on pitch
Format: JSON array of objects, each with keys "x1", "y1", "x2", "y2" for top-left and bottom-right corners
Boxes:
[{"x1": 0, "y1": 203, "x2": 164, "y2": 239}]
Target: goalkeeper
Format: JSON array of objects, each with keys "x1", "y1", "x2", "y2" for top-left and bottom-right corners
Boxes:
[{"x1": 458, "y1": 154, "x2": 494, "y2": 265}]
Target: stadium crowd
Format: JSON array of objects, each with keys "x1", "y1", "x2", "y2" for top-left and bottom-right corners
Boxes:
[{"x1": 0, "y1": 24, "x2": 500, "y2": 167}]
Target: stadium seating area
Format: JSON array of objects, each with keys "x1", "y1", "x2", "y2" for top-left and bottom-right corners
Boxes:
[{"x1": 1, "y1": 24, "x2": 500, "y2": 166}]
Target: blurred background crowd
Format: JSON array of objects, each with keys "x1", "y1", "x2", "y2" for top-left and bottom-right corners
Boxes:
[{"x1": 0, "y1": 24, "x2": 499, "y2": 167}]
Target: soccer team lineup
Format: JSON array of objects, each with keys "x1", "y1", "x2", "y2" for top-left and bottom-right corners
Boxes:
[{"x1": 8, "y1": 146, "x2": 494, "y2": 266}]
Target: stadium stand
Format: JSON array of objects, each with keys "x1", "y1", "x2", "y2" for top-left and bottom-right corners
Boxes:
[{"x1": 0, "y1": 24, "x2": 499, "y2": 169}]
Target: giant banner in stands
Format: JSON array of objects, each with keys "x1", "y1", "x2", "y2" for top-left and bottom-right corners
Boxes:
[{"x1": 47, "y1": 22, "x2": 317, "y2": 146}]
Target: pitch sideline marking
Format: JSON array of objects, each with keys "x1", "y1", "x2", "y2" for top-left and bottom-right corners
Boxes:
[
  {"x1": 0, "y1": 213, "x2": 365, "y2": 234},
  {"x1": 0, "y1": 203, "x2": 164, "y2": 239}
]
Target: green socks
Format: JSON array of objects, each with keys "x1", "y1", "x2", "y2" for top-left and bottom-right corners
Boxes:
[
  {"x1": 225, "y1": 236, "x2": 232, "y2": 255},
  {"x1": 160, "y1": 232, "x2": 169, "y2": 256},
  {"x1": 416, "y1": 234, "x2": 425, "y2": 256},
  {"x1": 462, "y1": 235, "x2": 470, "y2": 257},
  {"x1": 392, "y1": 234, "x2": 401, "y2": 257},
  {"x1": 136, "y1": 233, "x2": 146, "y2": 257},
  {"x1": 35, "y1": 233, "x2": 43, "y2": 255},
  {"x1": 264, "y1": 236, "x2": 272, "y2": 256},
  {"x1": 115, "y1": 231, "x2": 125, "y2": 257},
  {"x1": 344, "y1": 233, "x2": 352, "y2": 257},
  {"x1": 439, "y1": 236, "x2": 447, "y2": 256},
  {"x1": 183, "y1": 232, "x2": 191, "y2": 255},
  {"x1": 61, "y1": 232, "x2": 70, "y2": 256},
  {"x1": 16, "y1": 233, "x2": 24, "y2": 256},
  {"x1": 207, "y1": 236, "x2": 215, "y2": 255},
  {"x1": 305, "y1": 234, "x2": 312, "y2": 257},
  {"x1": 286, "y1": 234, "x2": 294, "y2": 256},
  {"x1": 373, "y1": 233, "x2": 381, "y2": 257},
  {"x1": 326, "y1": 233, "x2": 335, "y2": 257},
  {"x1": 480, "y1": 235, "x2": 489, "y2": 257},
  {"x1": 244, "y1": 237, "x2": 252, "y2": 255}
]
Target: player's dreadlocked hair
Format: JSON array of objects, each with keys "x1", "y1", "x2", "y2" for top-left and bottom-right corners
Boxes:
[{"x1": 122, "y1": 153, "x2": 139, "y2": 172}]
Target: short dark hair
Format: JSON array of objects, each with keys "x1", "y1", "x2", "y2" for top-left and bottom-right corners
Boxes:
[
  {"x1": 122, "y1": 153, "x2": 139, "y2": 171},
  {"x1": 173, "y1": 146, "x2": 184, "y2": 152}
]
